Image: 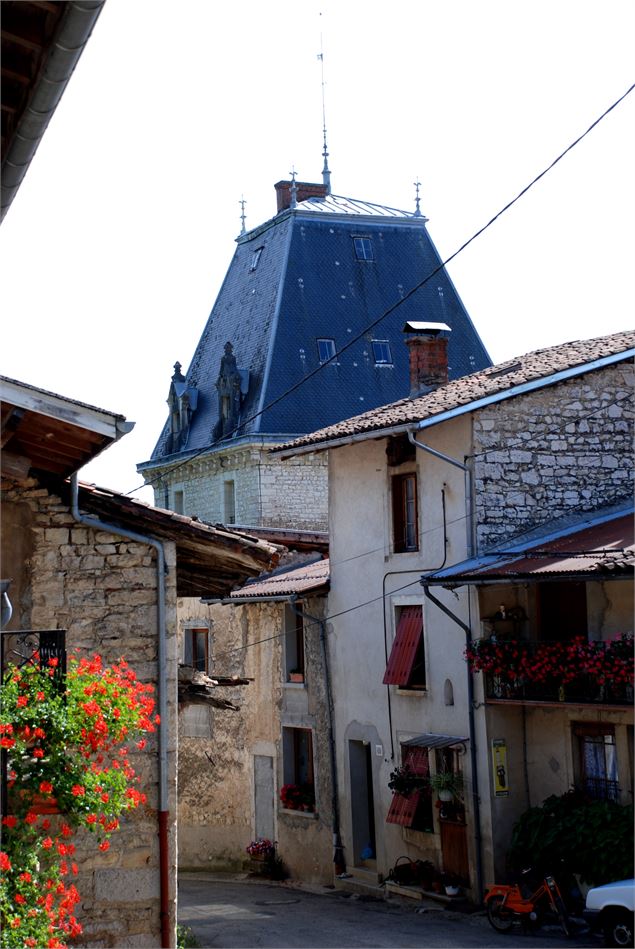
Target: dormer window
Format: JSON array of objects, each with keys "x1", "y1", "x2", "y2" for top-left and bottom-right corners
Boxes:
[
  {"x1": 317, "y1": 338, "x2": 337, "y2": 363},
  {"x1": 353, "y1": 236, "x2": 374, "y2": 261},
  {"x1": 250, "y1": 247, "x2": 264, "y2": 271},
  {"x1": 372, "y1": 340, "x2": 392, "y2": 365}
]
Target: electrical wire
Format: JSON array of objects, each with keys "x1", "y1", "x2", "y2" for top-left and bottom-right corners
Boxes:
[{"x1": 126, "y1": 82, "x2": 635, "y2": 498}]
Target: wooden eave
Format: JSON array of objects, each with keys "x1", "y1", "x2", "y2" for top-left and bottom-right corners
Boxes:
[{"x1": 1, "y1": 378, "x2": 130, "y2": 479}]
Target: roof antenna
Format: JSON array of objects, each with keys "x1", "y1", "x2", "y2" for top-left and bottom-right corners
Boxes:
[
  {"x1": 318, "y1": 15, "x2": 331, "y2": 194},
  {"x1": 289, "y1": 167, "x2": 298, "y2": 209},
  {"x1": 239, "y1": 195, "x2": 247, "y2": 235},
  {"x1": 413, "y1": 179, "x2": 422, "y2": 217}
]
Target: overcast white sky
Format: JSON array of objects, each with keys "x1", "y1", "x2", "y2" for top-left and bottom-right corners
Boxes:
[{"x1": 1, "y1": 0, "x2": 634, "y2": 504}]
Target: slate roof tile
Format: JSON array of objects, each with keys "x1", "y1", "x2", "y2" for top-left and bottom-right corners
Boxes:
[{"x1": 144, "y1": 191, "x2": 491, "y2": 465}]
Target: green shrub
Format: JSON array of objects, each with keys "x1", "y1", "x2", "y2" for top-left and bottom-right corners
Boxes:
[{"x1": 509, "y1": 789, "x2": 634, "y2": 885}]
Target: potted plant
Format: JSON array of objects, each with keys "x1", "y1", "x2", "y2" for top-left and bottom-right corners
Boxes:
[
  {"x1": 429, "y1": 770, "x2": 464, "y2": 802},
  {"x1": 388, "y1": 765, "x2": 428, "y2": 797},
  {"x1": 441, "y1": 871, "x2": 462, "y2": 896},
  {"x1": 288, "y1": 669, "x2": 304, "y2": 684}
]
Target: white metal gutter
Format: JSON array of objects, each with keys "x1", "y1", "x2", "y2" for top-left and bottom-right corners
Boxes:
[{"x1": 1, "y1": 1, "x2": 106, "y2": 222}]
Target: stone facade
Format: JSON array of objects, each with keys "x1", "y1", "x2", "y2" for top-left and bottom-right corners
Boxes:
[
  {"x1": 176, "y1": 594, "x2": 334, "y2": 884},
  {"x1": 473, "y1": 362, "x2": 634, "y2": 550},
  {"x1": 1, "y1": 477, "x2": 178, "y2": 949},
  {"x1": 148, "y1": 442, "x2": 328, "y2": 531}
]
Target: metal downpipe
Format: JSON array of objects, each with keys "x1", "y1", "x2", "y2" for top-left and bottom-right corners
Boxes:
[
  {"x1": 421, "y1": 583, "x2": 484, "y2": 903},
  {"x1": 70, "y1": 474, "x2": 172, "y2": 947}
]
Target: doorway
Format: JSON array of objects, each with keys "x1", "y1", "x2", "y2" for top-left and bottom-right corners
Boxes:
[{"x1": 349, "y1": 740, "x2": 376, "y2": 865}]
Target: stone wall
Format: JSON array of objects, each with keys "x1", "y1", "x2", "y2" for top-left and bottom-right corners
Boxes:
[
  {"x1": 176, "y1": 594, "x2": 334, "y2": 884},
  {"x1": 147, "y1": 443, "x2": 328, "y2": 531},
  {"x1": 472, "y1": 362, "x2": 634, "y2": 551},
  {"x1": 1, "y1": 476, "x2": 178, "y2": 949}
]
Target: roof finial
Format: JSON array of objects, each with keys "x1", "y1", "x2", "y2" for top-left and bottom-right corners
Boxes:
[
  {"x1": 289, "y1": 167, "x2": 298, "y2": 209},
  {"x1": 318, "y1": 17, "x2": 331, "y2": 194},
  {"x1": 413, "y1": 179, "x2": 422, "y2": 217},
  {"x1": 239, "y1": 195, "x2": 247, "y2": 235}
]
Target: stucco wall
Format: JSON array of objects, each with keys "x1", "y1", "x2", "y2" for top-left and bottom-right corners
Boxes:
[
  {"x1": 176, "y1": 593, "x2": 334, "y2": 884},
  {"x1": 147, "y1": 443, "x2": 328, "y2": 531},
  {"x1": 472, "y1": 363, "x2": 634, "y2": 550},
  {"x1": 1, "y1": 477, "x2": 178, "y2": 949}
]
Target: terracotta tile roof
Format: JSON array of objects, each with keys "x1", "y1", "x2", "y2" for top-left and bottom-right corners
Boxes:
[
  {"x1": 275, "y1": 330, "x2": 635, "y2": 455},
  {"x1": 229, "y1": 558, "x2": 330, "y2": 599}
]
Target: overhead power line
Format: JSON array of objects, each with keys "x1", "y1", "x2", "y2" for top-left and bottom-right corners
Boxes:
[{"x1": 127, "y1": 83, "x2": 635, "y2": 498}]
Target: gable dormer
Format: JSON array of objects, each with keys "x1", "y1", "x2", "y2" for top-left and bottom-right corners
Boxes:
[{"x1": 166, "y1": 362, "x2": 198, "y2": 454}]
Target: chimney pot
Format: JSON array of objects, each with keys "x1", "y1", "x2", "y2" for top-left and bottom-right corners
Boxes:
[
  {"x1": 274, "y1": 180, "x2": 328, "y2": 213},
  {"x1": 404, "y1": 324, "x2": 450, "y2": 397}
]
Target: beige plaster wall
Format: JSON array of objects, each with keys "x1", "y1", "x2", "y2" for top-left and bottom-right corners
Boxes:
[
  {"x1": 326, "y1": 420, "x2": 479, "y2": 884},
  {"x1": 176, "y1": 594, "x2": 334, "y2": 884},
  {"x1": 1, "y1": 477, "x2": 178, "y2": 949}
]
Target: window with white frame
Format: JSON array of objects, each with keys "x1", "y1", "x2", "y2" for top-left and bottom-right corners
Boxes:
[
  {"x1": 353, "y1": 236, "x2": 374, "y2": 261},
  {"x1": 317, "y1": 338, "x2": 337, "y2": 363},
  {"x1": 573, "y1": 723, "x2": 619, "y2": 801},
  {"x1": 371, "y1": 340, "x2": 392, "y2": 365}
]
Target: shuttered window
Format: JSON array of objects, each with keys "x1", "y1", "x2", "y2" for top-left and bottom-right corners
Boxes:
[
  {"x1": 383, "y1": 606, "x2": 425, "y2": 688},
  {"x1": 386, "y1": 746, "x2": 432, "y2": 829},
  {"x1": 392, "y1": 473, "x2": 418, "y2": 552}
]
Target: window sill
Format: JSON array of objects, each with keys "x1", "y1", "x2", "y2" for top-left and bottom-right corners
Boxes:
[
  {"x1": 284, "y1": 681, "x2": 306, "y2": 689},
  {"x1": 395, "y1": 687, "x2": 427, "y2": 697},
  {"x1": 280, "y1": 807, "x2": 318, "y2": 820}
]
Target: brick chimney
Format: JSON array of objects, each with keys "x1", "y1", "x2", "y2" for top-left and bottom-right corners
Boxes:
[
  {"x1": 403, "y1": 322, "x2": 451, "y2": 397},
  {"x1": 274, "y1": 180, "x2": 328, "y2": 213}
]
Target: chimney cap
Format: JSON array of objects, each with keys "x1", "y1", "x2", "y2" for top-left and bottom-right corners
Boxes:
[{"x1": 402, "y1": 321, "x2": 451, "y2": 336}]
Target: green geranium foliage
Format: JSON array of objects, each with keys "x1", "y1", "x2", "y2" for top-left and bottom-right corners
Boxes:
[{"x1": 508, "y1": 789, "x2": 634, "y2": 885}]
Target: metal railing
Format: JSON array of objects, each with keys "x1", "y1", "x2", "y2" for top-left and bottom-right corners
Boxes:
[{"x1": 483, "y1": 639, "x2": 633, "y2": 706}]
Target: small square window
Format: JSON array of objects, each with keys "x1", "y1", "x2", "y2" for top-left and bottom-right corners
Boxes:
[
  {"x1": 317, "y1": 338, "x2": 337, "y2": 363},
  {"x1": 250, "y1": 247, "x2": 264, "y2": 271},
  {"x1": 372, "y1": 340, "x2": 392, "y2": 364},
  {"x1": 353, "y1": 237, "x2": 374, "y2": 261}
]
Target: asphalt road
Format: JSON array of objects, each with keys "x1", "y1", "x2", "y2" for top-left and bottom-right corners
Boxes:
[{"x1": 178, "y1": 874, "x2": 601, "y2": 949}]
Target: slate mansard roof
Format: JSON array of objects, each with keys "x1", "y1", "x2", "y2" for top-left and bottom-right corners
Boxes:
[
  {"x1": 275, "y1": 329, "x2": 635, "y2": 455},
  {"x1": 143, "y1": 189, "x2": 491, "y2": 467}
]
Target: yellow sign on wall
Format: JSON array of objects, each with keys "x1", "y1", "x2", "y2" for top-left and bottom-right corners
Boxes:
[{"x1": 492, "y1": 739, "x2": 509, "y2": 796}]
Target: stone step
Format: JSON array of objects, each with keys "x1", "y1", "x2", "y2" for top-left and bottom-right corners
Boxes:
[{"x1": 335, "y1": 865, "x2": 385, "y2": 898}]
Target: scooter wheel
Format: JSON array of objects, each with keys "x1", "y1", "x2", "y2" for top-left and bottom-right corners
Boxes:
[{"x1": 487, "y1": 895, "x2": 515, "y2": 933}]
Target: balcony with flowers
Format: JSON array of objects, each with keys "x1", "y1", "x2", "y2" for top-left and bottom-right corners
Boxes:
[{"x1": 464, "y1": 634, "x2": 634, "y2": 706}]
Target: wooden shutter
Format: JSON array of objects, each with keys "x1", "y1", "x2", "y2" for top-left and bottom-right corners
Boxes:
[
  {"x1": 386, "y1": 789, "x2": 421, "y2": 826},
  {"x1": 383, "y1": 607, "x2": 423, "y2": 686}
]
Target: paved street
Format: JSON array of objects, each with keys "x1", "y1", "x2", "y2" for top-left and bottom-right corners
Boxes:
[{"x1": 178, "y1": 874, "x2": 600, "y2": 949}]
